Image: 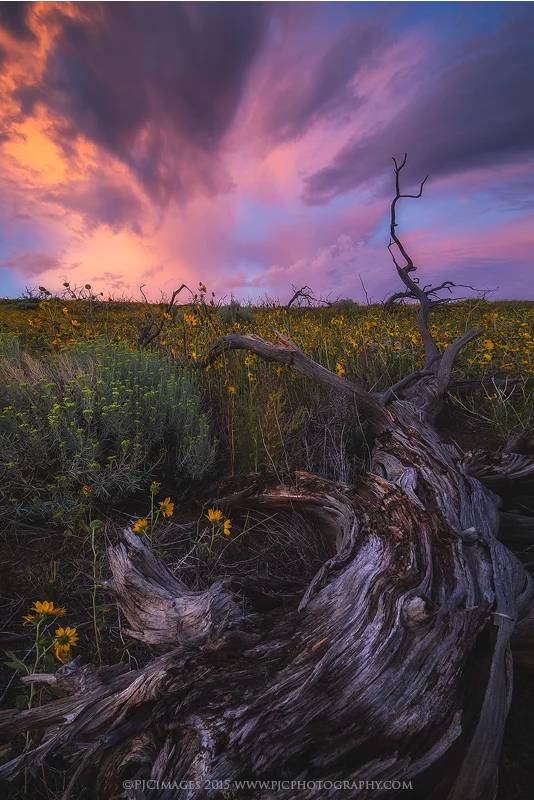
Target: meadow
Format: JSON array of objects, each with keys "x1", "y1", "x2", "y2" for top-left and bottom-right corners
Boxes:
[
  {"x1": 1, "y1": 289, "x2": 533, "y2": 796},
  {"x1": 1, "y1": 290, "x2": 533, "y2": 531}
]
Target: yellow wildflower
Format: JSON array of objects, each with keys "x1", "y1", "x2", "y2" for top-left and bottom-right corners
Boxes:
[
  {"x1": 206, "y1": 508, "x2": 223, "y2": 523},
  {"x1": 70, "y1": 318, "x2": 81, "y2": 328},
  {"x1": 132, "y1": 518, "x2": 149, "y2": 534},
  {"x1": 163, "y1": 312, "x2": 172, "y2": 321},
  {"x1": 227, "y1": 385, "x2": 237, "y2": 394},
  {"x1": 223, "y1": 518, "x2": 232, "y2": 537},
  {"x1": 53, "y1": 626, "x2": 79, "y2": 662},
  {"x1": 81, "y1": 484, "x2": 91, "y2": 497},
  {"x1": 335, "y1": 362, "x2": 346, "y2": 377},
  {"x1": 159, "y1": 497, "x2": 174, "y2": 518},
  {"x1": 32, "y1": 600, "x2": 67, "y2": 617}
]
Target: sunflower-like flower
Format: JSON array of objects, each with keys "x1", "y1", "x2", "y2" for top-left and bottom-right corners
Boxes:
[
  {"x1": 223, "y1": 518, "x2": 232, "y2": 537},
  {"x1": 159, "y1": 497, "x2": 174, "y2": 518},
  {"x1": 53, "y1": 626, "x2": 79, "y2": 662},
  {"x1": 32, "y1": 600, "x2": 67, "y2": 617},
  {"x1": 206, "y1": 508, "x2": 223, "y2": 523},
  {"x1": 132, "y1": 518, "x2": 149, "y2": 535}
]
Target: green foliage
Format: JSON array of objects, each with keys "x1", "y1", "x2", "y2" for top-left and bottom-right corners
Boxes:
[
  {"x1": 0, "y1": 333, "x2": 21, "y2": 361},
  {"x1": 450, "y1": 377, "x2": 534, "y2": 441},
  {"x1": 329, "y1": 298, "x2": 358, "y2": 312},
  {"x1": 0, "y1": 339, "x2": 216, "y2": 531},
  {"x1": 218, "y1": 298, "x2": 256, "y2": 324},
  {"x1": 230, "y1": 382, "x2": 305, "y2": 474}
]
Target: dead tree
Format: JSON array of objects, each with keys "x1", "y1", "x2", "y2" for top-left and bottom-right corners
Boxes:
[
  {"x1": 137, "y1": 284, "x2": 193, "y2": 349},
  {"x1": 1, "y1": 157, "x2": 534, "y2": 800},
  {"x1": 286, "y1": 285, "x2": 332, "y2": 309}
]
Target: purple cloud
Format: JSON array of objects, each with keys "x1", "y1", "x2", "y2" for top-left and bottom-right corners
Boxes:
[{"x1": 303, "y1": 16, "x2": 534, "y2": 204}]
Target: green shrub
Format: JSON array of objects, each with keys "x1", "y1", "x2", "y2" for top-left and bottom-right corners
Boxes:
[
  {"x1": 218, "y1": 298, "x2": 255, "y2": 324},
  {"x1": 0, "y1": 333, "x2": 21, "y2": 361},
  {"x1": 0, "y1": 339, "x2": 216, "y2": 530}
]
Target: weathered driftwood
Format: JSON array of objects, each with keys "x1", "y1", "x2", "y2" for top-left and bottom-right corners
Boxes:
[
  {"x1": 104, "y1": 528, "x2": 242, "y2": 646},
  {"x1": 462, "y1": 448, "x2": 534, "y2": 514},
  {"x1": 1, "y1": 156, "x2": 533, "y2": 799}
]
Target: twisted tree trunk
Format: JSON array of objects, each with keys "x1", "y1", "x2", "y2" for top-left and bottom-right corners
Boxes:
[
  {"x1": 1, "y1": 157, "x2": 533, "y2": 799},
  {"x1": 1, "y1": 398, "x2": 532, "y2": 799}
]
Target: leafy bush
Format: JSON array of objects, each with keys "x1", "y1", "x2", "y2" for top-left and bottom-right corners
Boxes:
[
  {"x1": 0, "y1": 333, "x2": 21, "y2": 361},
  {"x1": 0, "y1": 339, "x2": 216, "y2": 530},
  {"x1": 218, "y1": 298, "x2": 255, "y2": 324}
]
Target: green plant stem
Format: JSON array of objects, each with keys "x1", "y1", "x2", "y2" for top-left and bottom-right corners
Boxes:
[{"x1": 89, "y1": 515, "x2": 102, "y2": 665}]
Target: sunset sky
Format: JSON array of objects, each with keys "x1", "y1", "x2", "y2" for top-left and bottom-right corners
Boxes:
[{"x1": 0, "y1": 1, "x2": 533, "y2": 302}]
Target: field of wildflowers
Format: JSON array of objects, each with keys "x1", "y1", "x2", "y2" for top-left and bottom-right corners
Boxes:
[
  {"x1": 0, "y1": 290, "x2": 533, "y2": 764},
  {"x1": 2, "y1": 292, "x2": 533, "y2": 470}
]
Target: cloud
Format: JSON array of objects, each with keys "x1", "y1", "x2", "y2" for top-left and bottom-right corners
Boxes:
[
  {"x1": 41, "y1": 175, "x2": 144, "y2": 233},
  {"x1": 262, "y1": 20, "x2": 387, "y2": 142},
  {"x1": 0, "y1": 1, "x2": 35, "y2": 41},
  {"x1": 1, "y1": 250, "x2": 62, "y2": 277},
  {"x1": 251, "y1": 233, "x2": 389, "y2": 304},
  {"x1": 17, "y1": 2, "x2": 270, "y2": 204},
  {"x1": 303, "y1": 15, "x2": 534, "y2": 204}
]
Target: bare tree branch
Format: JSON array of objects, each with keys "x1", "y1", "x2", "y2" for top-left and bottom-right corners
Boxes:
[
  {"x1": 388, "y1": 156, "x2": 440, "y2": 369},
  {"x1": 286, "y1": 285, "x2": 332, "y2": 309},
  {"x1": 436, "y1": 328, "x2": 481, "y2": 394},
  {"x1": 386, "y1": 156, "x2": 492, "y2": 394},
  {"x1": 137, "y1": 283, "x2": 193, "y2": 349},
  {"x1": 383, "y1": 288, "x2": 414, "y2": 308},
  {"x1": 189, "y1": 331, "x2": 386, "y2": 425},
  {"x1": 378, "y1": 370, "x2": 434, "y2": 405},
  {"x1": 359, "y1": 274, "x2": 371, "y2": 305}
]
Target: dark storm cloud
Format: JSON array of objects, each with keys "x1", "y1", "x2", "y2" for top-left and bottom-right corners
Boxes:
[
  {"x1": 264, "y1": 20, "x2": 387, "y2": 141},
  {"x1": 303, "y1": 16, "x2": 534, "y2": 204},
  {"x1": 0, "y1": 1, "x2": 35, "y2": 40},
  {"x1": 21, "y1": 2, "x2": 270, "y2": 203},
  {"x1": 42, "y1": 177, "x2": 144, "y2": 234}
]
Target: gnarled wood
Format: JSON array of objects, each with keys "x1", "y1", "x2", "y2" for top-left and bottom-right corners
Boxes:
[
  {"x1": 1, "y1": 412, "x2": 532, "y2": 798},
  {"x1": 104, "y1": 528, "x2": 243, "y2": 646}
]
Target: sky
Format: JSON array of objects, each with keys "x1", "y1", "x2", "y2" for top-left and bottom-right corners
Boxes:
[{"x1": 0, "y1": 1, "x2": 533, "y2": 303}]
